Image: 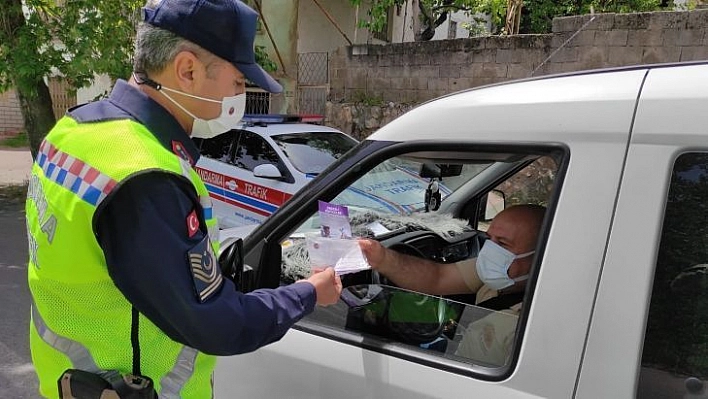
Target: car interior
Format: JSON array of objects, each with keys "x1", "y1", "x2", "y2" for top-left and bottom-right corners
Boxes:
[{"x1": 268, "y1": 147, "x2": 564, "y2": 370}]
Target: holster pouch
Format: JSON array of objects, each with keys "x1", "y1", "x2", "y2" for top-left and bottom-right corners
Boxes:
[{"x1": 58, "y1": 369, "x2": 156, "y2": 399}]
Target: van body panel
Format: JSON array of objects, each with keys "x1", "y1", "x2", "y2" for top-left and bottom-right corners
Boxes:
[
  {"x1": 575, "y1": 63, "x2": 708, "y2": 398},
  {"x1": 213, "y1": 63, "x2": 708, "y2": 398}
]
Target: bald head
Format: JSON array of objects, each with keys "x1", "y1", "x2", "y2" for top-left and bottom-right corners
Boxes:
[{"x1": 488, "y1": 204, "x2": 546, "y2": 253}]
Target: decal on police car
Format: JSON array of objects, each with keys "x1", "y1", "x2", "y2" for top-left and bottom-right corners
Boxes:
[
  {"x1": 195, "y1": 167, "x2": 292, "y2": 217},
  {"x1": 187, "y1": 235, "x2": 223, "y2": 303}
]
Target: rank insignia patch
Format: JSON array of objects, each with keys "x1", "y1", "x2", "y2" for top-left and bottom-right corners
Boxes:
[{"x1": 187, "y1": 235, "x2": 223, "y2": 303}]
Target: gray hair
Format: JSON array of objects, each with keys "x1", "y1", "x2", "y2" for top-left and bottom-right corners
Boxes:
[{"x1": 133, "y1": 1, "x2": 219, "y2": 77}]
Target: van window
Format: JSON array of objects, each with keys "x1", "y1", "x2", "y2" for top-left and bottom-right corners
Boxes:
[
  {"x1": 639, "y1": 153, "x2": 708, "y2": 397},
  {"x1": 279, "y1": 148, "x2": 563, "y2": 373}
]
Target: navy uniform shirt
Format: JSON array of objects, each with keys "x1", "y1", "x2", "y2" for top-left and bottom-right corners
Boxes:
[{"x1": 72, "y1": 79, "x2": 316, "y2": 355}]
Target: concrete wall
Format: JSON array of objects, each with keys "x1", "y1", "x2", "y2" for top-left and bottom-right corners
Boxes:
[
  {"x1": 0, "y1": 90, "x2": 23, "y2": 137},
  {"x1": 327, "y1": 9, "x2": 708, "y2": 135}
]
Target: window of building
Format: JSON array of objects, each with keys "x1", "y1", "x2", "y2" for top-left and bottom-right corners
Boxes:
[
  {"x1": 448, "y1": 20, "x2": 458, "y2": 39},
  {"x1": 246, "y1": 88, "x2": 271, "y2": 115}
]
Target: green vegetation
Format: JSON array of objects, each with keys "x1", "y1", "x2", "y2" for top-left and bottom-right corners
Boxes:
[
  {"x1": 521, "y1": 0, "x2": 665, "y2": 34},
  {"x1": 1, "y1": 1, "x2": 279, "y2": 159},
  {"x1": 349, "y1": 91, "x2": 385, "y2": 106},
  {"x1": 352, "y1": 0, "x2": 670, "y2": 38},
  {"x1": 255, "y1": 45, "x2": 278, "y2": 73},
  {"x1": 0, "y1": 132, "x2": 29, "y2": 148}
]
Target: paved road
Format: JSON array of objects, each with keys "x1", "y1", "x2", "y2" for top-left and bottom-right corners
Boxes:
[
  {"x1": 0, "y1": 199, "x2": 40, "y2": 398},
  {"x1": 0, "y1": 148, "x2": 39, "y2": 397}
]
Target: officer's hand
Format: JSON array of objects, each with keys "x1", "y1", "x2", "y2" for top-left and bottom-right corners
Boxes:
[{"x1": 304, "y1": 267, "x2": 342, "y2": 306}]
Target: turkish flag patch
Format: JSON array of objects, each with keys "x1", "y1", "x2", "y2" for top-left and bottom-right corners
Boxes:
[{"x1": 187, "y1": 210, "x2": 200, "y2": 238}]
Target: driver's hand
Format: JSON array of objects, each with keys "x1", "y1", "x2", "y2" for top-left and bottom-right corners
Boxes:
[
  {"x1": 301, "y1": 267, "x2": 342, "y2": 306},
  {"x1": 358, "y1": 239, "x2": 386, "y2": 270}
]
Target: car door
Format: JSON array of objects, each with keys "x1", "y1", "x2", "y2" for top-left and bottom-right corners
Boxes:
[
  {"x1": 226, "y1": 130, "x2": 297, "y2": 223},
  {"x1": 576, "y1": 63, "x2": 708, "y2": 398},
  {"x1": 214, "y1": 69, "x2": 645, "y2": 398}
]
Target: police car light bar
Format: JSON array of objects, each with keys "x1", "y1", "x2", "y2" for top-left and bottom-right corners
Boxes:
[
  {"x1": 242, "y1": 114, "x2": 325, "y2": 125},
  {"x1": 299, "y1": 114, "x2": 325, "y2": 124}
]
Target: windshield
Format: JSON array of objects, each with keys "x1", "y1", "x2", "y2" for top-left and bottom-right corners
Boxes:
[
  {"x1": 292, "y1": 157, "x2": 492, "y2": 236},
  {"x1": 272, "y1": 132, "x2": 358, "y2": 174},
  {"x1": 331, "y1": 157, "x2": 492, "y2": 215}
]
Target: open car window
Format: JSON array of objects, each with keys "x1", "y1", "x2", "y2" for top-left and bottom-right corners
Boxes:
[{"x1": 276, "y1": 145, "x2": 564, "y2": 375}]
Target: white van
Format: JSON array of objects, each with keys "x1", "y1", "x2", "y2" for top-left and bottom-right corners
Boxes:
[{"x1": 215, "y1": 61, "x2": 708, "y2": 398}]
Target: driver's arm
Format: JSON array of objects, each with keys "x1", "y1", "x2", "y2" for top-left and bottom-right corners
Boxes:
[{"x1": 359, "y1": 239, "x2": 477, "y2": 295}]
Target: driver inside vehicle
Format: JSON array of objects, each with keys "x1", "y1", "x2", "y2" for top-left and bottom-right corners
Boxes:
[
  {"x1": 359, "y1": 204, "x2": 545, "y2": 309},
  {"x1": 358, "y1": 204, "x2": 545, "y2": 364}
]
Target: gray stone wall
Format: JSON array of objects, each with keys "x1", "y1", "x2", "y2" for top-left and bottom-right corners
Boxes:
[
  {"x1": 328, "y1": 9, "x2": 708, "y2": 137},
  {"x1": 0, "y1": 90, "x2": 23, "y2": 137}
]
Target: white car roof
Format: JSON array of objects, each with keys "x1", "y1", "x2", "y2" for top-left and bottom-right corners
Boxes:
[
  {"x1": 240, "y1": 122, "x2": 348, "y2": 137},
  {"x1": 368, "y1": 66, "x2": 649, "y2": 144}
]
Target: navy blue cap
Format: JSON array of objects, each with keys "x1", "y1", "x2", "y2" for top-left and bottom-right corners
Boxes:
[{"x1": 143, "y1": 0, "x2": 282, "y2": 93}]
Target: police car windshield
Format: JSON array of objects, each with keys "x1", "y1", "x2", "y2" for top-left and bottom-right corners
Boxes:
[{"x1": 272, "y1": 132, "x2": 358, "y2": 174}]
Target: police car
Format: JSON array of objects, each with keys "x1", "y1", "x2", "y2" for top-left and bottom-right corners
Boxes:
[
  {"x1": 191, "y1": 115, "x2": 357, "y2": 228},
  {"x1": 194, "y1": 114, "x2": 451, "y2": 228}
]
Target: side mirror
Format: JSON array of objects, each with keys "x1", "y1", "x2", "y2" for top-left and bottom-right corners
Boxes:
[
  {"x1": 218, "y1": 237, "x2": 245, "y2": 287},
  {"x1": 253, "y1": 163, "x2": 283, "y2": 179},
  {"x1": 483, "y1": 189, "x2": 506, "y2": 221}
]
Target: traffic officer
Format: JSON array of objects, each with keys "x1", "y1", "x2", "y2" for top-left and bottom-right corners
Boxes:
[{"x1": 26, "y1": 1, "x2": 342, "y2": 398}]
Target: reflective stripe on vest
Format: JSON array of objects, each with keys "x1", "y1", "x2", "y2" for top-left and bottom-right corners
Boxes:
[
  {"x1": 32, "y1": 305, "x2": 199, "y2": 397},
  {"x1": 31, "y1": 305, "x2": 100, "y2": 372},
  {"x1": 37, "y1": 140, "x2": 117, "y2": 206}
]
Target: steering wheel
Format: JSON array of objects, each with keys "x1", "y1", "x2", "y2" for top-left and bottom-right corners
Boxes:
[{"x1": 372, "y1": 242, "x2": 428, "y2": 286}]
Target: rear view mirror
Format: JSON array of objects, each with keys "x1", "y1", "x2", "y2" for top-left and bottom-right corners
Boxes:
[
  {"x1": 483, "y1": 189, "x2": 506, "y2": 221},
  {"x1": 419, "y1": 163, "x2": 463, "y2": 179}
]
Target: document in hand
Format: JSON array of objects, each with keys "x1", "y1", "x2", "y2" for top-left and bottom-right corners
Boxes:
[
  {"x1": 318, "y1": 200, "x2": 352, "y2": 238},
  {"x1": 305, "y1": 235, "x2": 370, "y2": 275}
]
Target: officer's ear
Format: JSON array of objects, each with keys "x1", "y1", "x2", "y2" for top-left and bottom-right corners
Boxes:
[{"x1": 172, "y1": 51, "x2": 199, "y2": 91}]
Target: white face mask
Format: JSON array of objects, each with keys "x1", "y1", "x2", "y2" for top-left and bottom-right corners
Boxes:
[
  {"x1": 159, "y1": 86, "x2": 246, "y2": 139},
  {"x1": 475, "y1": 239, "x2": 535, "y2": 291}
]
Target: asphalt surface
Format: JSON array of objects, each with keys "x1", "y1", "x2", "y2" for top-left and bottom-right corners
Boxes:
[
  {"x1": 0, "y1": 199, "x2": 40, "y2": 398},
  {"x1": 0, "y1": 148, "x2": 39, "y2": 397}
]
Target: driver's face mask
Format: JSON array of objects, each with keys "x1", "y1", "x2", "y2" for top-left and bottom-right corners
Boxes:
[
  {"x1": 158, "y1": 85, "x2": 246, "y2": 139},
  {"x1": 475, "y1": 239, "x2": 535, "y2": 291}
]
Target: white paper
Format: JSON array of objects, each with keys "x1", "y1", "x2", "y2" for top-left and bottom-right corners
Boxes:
[
  {"x1": 305, "y1": 235, "x2": 370, "y2": 275},
  {"x1": 366, "y1": 221, "x2": 391, "y2": 236}
]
